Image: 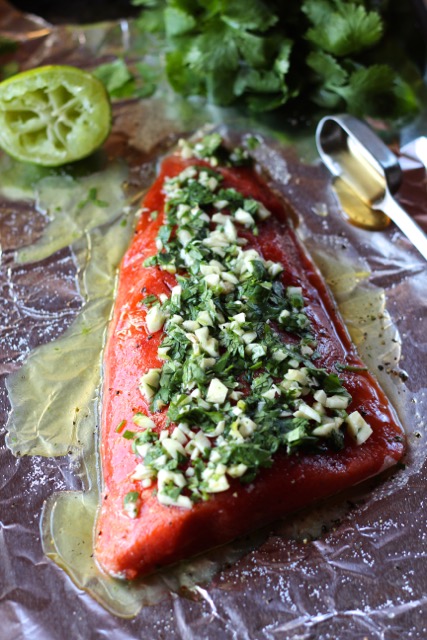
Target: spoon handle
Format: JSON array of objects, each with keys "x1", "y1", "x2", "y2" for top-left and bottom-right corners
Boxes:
[{"x1": 376, "y1": 190, "x2": 427, "y2": 260}]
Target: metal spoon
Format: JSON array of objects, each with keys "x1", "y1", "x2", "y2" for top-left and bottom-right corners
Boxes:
[{"x1": 316, "y1": 114, "x2": 427, "y2": 261}]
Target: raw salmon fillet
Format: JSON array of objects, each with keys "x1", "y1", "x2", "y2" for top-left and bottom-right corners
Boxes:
[{"x1": 95, "y1": 142, "x2": 405, "y2": 579}]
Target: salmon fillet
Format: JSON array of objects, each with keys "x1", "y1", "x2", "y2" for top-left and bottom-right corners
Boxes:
[{"x1": 95, "y1": 138, "x2": 405, "y2": 579}]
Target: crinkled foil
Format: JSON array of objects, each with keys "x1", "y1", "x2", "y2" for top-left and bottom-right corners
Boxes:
[{"x1": 1, "y1": 1, "x2": 427, "y2": 637}]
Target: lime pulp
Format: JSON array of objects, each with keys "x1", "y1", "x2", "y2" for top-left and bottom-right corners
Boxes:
[{"x1": 0, "y1": 65, "x2": 112, "y2": 167}]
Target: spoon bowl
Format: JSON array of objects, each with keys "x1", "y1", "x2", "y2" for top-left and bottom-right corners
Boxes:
[{"x1": 316, "y1": 115, "x2": 427, "y2": 260}]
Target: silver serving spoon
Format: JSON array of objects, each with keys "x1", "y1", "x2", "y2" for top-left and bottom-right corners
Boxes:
[{"x1": 316, "y1": 114, "x2": 427, "y2": 261}]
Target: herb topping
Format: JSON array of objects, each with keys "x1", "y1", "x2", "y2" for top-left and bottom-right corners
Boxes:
[{"x1": 123, "y1": 136, "x2": 373, "y2": 514}]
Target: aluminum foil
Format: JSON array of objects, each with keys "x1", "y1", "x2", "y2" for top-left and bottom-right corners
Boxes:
[{"x1": 1, "y1": 1, "x2": 427, "y2": 637}]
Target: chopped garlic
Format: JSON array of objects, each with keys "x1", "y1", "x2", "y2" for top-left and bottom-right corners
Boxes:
[
  {"x1": 234, "y1": 208, "x2": 255, "y2": 227},
  {"x1": 206, "y1": 378, "x2": 228, "y2": 404},
  {"x1": 139, "y1": 368, "x2": 161, "y2": 400},
  {"x1": 238, "y1": 415, "x2": 257, "y2": 438},
  {"x1": 194, "y1": 327, "x2": 219, "y2": 357},
  {"x1": 227, "y1": 464, "x2": 248, "y2": 478},
  {"x1": 196, "y1": 310, "x2": 214, "y2": 327},
  {"x1": 162, "y1": 438, "x2": 187, "y2": 460},
  {"x1": 132, "y1": 414, "x2": 155, "y2": 429},
  {"x1": 146, "y1": 306, "x2": 167, "y2": 333},
  {"x1": 293, "y1": 402, "x2": 322, "y2": 423},
  {"x1": 314, "y1": 389, "x2": 327, "y2": 405},
  {"x1": 132, "y1": 463, "x2": 155, "y2": 481},
  {"x1": 325, "y1": 395, "x2": 349, "y2": 410},
  {"x1": 346, "y1": 411, "x2": 373, "y2": 445},
  {"x1": 193, "y1": 431, "x2": 212, "y2": 454}
]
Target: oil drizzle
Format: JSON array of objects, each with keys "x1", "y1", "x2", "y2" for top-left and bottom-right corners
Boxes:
[
  {"x1": 5, "y1": 165, "x2": 266, "y2": 616},
  {"x1": 333, "y1": 177, "x2": 390, "y2": 230},
  {"x1": 4, "y1": 162, "x2": 406, "y2": 617}
]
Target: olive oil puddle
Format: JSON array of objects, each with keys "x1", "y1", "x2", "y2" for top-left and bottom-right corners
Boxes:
[
  {"x1": 5, "y1": 171, "x2": 406, "y2": 617},
  {"x1": 5, "y1": 160, "x2": 130, "y2": 456},
  {"x1": 4, "y1": 163, "x2": 269, "y2": 616},
  {"x1": 308, "y1": 245, "x2": 405, "y2": 410}
]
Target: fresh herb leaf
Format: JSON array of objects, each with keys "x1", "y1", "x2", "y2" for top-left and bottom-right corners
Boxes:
[
  {"x1": 93, "y1": 58, "x2": 158, "y2": 100},
  {"x1": 126, "y1": 137, "x2": 368, "y2": 508},
  {"x1": 164, "y1": 6, "x2": 196, "y2": 36},
  {"x1": 335, "y1": 362, "x2": 368, "y2": 373},
  {"x1": 123, "y1": 491, "x2": 140, "y2": 518},
  {"x1": 124, "y1": 490, "x2": 140, "y2": 503},
  {"x1": 93, "y1": 58, "x2": 133, "y2": 96},
  {"x1": 134, "y1": 0, "x2": 423, "y2": 118},
  {"x1": 141, "y1": 294, "x2": 159, "y2": 307},
  {"x1": 122, "y1": 430, "x2": 136, "y2": 440},
  {"x1": 221, "y1": 0, "x2": 278, "y2": 33},
  {"x1": 334, "y1": 64, "x2": 401, "y2": 117},
  {"x1": 303, "y1": 1, "x2": 383, "y2": 57},
  {"x1": 77, "y1": 187, "x2": 109, "y2": 210},
  {"x1": 115, "y1": 419, "x2": 126, "y2": 433},
  {"x1": 133, "y1": 0, "x2": 166, "y2": 32}
]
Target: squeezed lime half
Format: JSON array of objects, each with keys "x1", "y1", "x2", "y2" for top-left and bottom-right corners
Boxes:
[{"x1": 0, "y1": 65, "x2": 112, "y2": 166}]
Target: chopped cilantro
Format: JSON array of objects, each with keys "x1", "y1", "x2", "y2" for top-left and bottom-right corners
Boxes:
[
  {"x1": 193, "y1": 133, "x2": 222, "y2": 158},
  {"x1": 162, "y1": 482, "x2": 182, "y2": 501},
  {"x1": 141, "y1": 294, "x2": 159, "y2": 307},
  {"x1": 335, "y1": 363, "x2": 368, "y2": 373},
  {"x1": 115, "y1": 419, "x2": 126, "y2": 433},
  {"x1": 124, "y1": 490, "x2": 140, "y2": 503},
  {"x1": 77, "y1": 187, "x2": 108, "y2": 210},
  {"x1": 143, "y1": 255, "x2": 158, "y2": 267},
  {"x1": 123, "y1": 491, "x2": 140, "y2": 518},
  {"x1": 122, "y1": 430, "x2": 136, "y2": 440},
  {"x1": 126, "y1": 135, "x2": 368, "y2": 509}
]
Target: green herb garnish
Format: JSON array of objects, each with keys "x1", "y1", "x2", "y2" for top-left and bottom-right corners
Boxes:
[
  {"x1": 77, "y1": 187, "x2": 109, "y2": 210},
  {"x1": 115, "y1": 419, "x2": 126, "y2": 433},
  {"x1": 133, "y1": 0, "x2": 422, "y2": 118},
  {"x1": 127, "y1": 136, "x2": 368, "y2": 508},
  {"x1": 123, "y1": 491, "x2": 140, "y2": 518},
  {"x1": 122, "y1": 430, "x2": 136, "y2": 440},
  {"x1": 335, "y1": 363, "x2": 368, "y2": 373},
  {"x1": 93, "y1": 58, "x2": 158, "y2": 100}
]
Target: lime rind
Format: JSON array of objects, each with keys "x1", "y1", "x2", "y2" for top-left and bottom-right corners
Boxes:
[{"x1": 0, "y1": 65, "x2": 112, "y2": 166}]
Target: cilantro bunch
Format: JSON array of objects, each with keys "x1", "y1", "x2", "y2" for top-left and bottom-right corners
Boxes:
[{"x1": 133, "y1": 0, "x2": 424, "y2": 118}]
